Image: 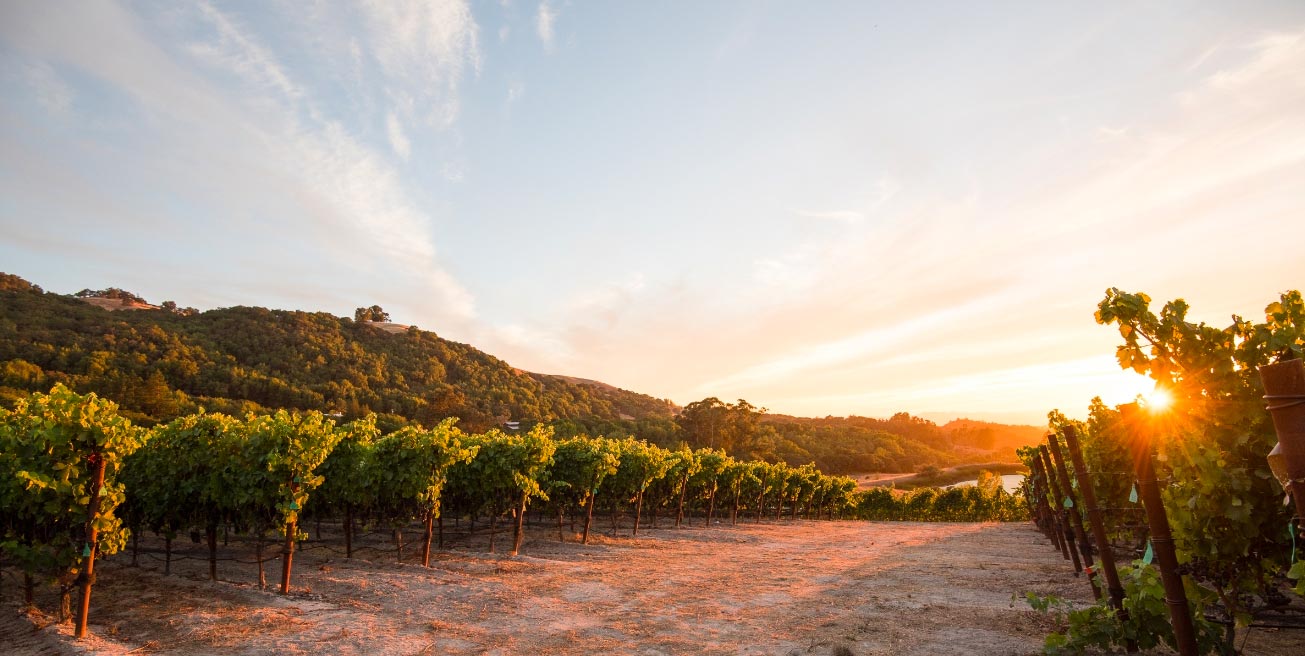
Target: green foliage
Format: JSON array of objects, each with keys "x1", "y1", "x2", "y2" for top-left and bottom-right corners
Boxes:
[
  {"x1": 689, "y1": 448, "x2": 729, "y2": 504},
  {"x1": 368, "y1": 419, "x2": 476, "y2": 526},
  {"x1": 1026, "y1": 563, "x2": 1224, "y2": 655},
  {"x1": 602, "y1": 437, "x2": 674, "y2": 503},
  {"x1": 1023, "y1": 288, "x2": 1304, "y2": 652},
  {"x1": 852, "y1": 477, "x2": 1025, "y2": 522},
  {"x1": 1095, "y1": 289, "x2": 1300, "y2": 611},
  {"x1": 0, "y1": 385, "x2": 142, "y2": 592},
  {"x1": 121, "y1": 409, "x2": 345, "y2": 541},
  {"x1": 0, "y1": 273, "x2": 675, "y2": 430},
  {"x1": 353, "y1": 305, "x2": 391, "y2": 322},
  {"x1": 238, "y1": 410, "x2": 345, "y2": 532},
  {"x1": 1, "y1": 273, "x2": 1038, "y2": 477},
  {"x1": 310, "y1": 415, "x2": 382, "y2": 515},
  {"x1": 676, "y1": 399, "x2": 1035, "y2": 476},
  {"x1": 121, "y1": 412, "x2": 240, "y2": 538},
  {"x1": 451, "y1": 426, "x2": 557, "y2": 520},
  {"x1": 546, "y1": 435, "x2": 622, "y2": 513}
]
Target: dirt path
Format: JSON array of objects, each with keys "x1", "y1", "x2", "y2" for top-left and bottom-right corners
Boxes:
[{"x1": 0, "y1": 521, "x2": 1121, "y2": 655}]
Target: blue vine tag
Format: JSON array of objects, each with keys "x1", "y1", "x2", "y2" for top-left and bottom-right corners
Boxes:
[
  {"x1": 1142, "y1": 540, "x2": 1154, "y2": 565},
  {"x1": 1128, "y1": 484, "x2": 1138, "y2": 504}
]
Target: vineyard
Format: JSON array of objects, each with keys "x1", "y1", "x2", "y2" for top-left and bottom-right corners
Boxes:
[
  {"x1": 9, "y1": 288, "x2": 1300, "y2": 655},
  {"x1": 0, "y1": 384, "x2": 1024, "y2": 642},
  {"x1": 1018, "y1": 289, "x2": 1305, "y2": 654}
]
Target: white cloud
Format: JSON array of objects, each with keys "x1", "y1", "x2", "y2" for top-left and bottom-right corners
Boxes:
[
  {"x1": 20, "y1": 61, "x2": 73, "y2": 114},
  {"x1": 536, "y1": 1, "x2": 557, "y2": 52},
  {"x1": 386, "y1": 111, "x2": 412, "y2": 159},
  {"x1": 188, "y1": 1, "x2": 303, "y2": 105},
  {"x1": 357, "y1": 0, "x2": 481, "y2": 128},
  {"x1": 565, "y1": 273, "x2": 646, "y2": 326},
  {"x1": 441, "y1": 161, "x2": 465, "y2": 183},
  {"x1": 752, "y1": 243, "x2": 821, "y2": 292},
  {"x1": 507, "y1": 78, "x2": 525, "y2": 104},
  {"x1": 0, "y1": 1, "x2": 479, "y2": 321},
  {"x1": 499, "y1": 25, "x2": 511, "y2": 43}
]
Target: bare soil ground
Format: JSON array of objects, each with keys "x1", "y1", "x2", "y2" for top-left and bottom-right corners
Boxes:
[{"x1": 3, "y1": 521, "x2": 1299, "y2": 655}]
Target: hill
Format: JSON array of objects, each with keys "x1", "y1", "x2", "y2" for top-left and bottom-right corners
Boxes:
[
  {"x1": 0, "y1": 272, "x2": 674, "y2": 432},
  {"x1": 0, "y1": 272, "x2": 1039, "y2": 473}
]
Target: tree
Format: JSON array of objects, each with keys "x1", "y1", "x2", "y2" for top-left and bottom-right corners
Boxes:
[{"x1": 354, "y1": 305, "x2": 391, "y2": 322}]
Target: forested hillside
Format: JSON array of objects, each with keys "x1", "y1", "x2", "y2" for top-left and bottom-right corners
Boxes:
[
  {"x1": 0, "y1": 273, "x2": 674, "y2": 432},
  {"x1": 0, "y1": 273, "x2": 1036, "y2": 473}
]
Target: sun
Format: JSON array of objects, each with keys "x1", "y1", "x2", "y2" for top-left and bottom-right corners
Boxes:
[{"x1": 1142, "y1": 387, "x2": 1173, "y2": 412}]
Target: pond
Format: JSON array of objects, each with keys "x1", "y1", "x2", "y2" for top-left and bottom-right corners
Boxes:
[{"x1": 945, "y1": 473, "x2": 1024, "y2": 494}]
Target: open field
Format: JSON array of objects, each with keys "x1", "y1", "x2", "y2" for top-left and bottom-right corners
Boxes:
[{"x1": 4, "y1": 521, "x2": 1299, "y2": 655}]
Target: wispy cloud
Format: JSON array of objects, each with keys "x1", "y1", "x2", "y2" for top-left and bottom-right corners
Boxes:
[
  {"x1": 536, "y1": 1, "x2": 557, "y2": 52},
  {"x1": 693, "y1": 291, "x2": 1021, "y2": 395},
  {"x1": 14, "y1": 61, "x2": 74, "y2": 114},
  {"x1": 358, "y1": 0, "x2": 481, "y2": 129},
  {"x1": 790, "y1": 177, "x2": 900, "y2": 225},
  {"x1": 504, "y1": 28, "x2": 1305, "y2": 422},
  {"x1": 0, "y1": 1, "x2": 479, "y2": 321},
  {"x1": 188, "y1": 1, "x2": 304, "y2": 105},
  {"x1": 507, "y1": 78, "x2": 525, "y2": 105},
  {"x1": 386, "y1": 111, "x2": 412, "y2": 159},
  {"x1": 564, "y1": 273, "x2": 647, "y2": 327},
  {"x1": 789, "y1": 355, "x2": 1153, "y2": 416}
]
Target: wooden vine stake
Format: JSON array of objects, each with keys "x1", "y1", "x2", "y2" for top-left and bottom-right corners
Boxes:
[
  {"x1": 1120, "y1": 403, "x2": 1197, "y2": 656},
  {"x1": 75, "y1": 451, "x2": 108, "y2": 639},
  {"x1": 1060, "y1": 424, "x2": 1134, "y2": 650},
  {"x1": 1258, "y1": 358, "x2": 1305, "y2": 534},
  {"x1": 280, "y1": 520, "x2": 296, "y2": 594},
  {"x1": 1039, "y1": 445, "x2": 1083, "y2": 574},
  {"x1": 1030, "y1": 456, "x2": 1068, "y2": 557},
  {"x1": 511, "y1": 491, "x2": 528, "y2": 556},
  {"x1": 1038, "y1": 458, "x2": 1069, "y2": 557},
  {"x1": 1047, "y1": 433, "x2": 1102, "y2": 600},
  {"x1": 422, "y1": 511, "x2": 435, "y2": 567}
]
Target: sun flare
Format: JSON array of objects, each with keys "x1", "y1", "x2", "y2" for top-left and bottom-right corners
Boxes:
[{"x1": 1143, "y1": 387, "x2": 1174, "y2": 412}]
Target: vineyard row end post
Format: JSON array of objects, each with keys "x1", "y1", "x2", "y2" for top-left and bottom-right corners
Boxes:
[{"x1": 1121, "y1": 403, "x2": 1198, "y2": 656}]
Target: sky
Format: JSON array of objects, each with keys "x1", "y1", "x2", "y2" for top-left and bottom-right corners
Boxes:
[{"x1": 2, "y1": 1, "x2": 1303, "y2": 425}]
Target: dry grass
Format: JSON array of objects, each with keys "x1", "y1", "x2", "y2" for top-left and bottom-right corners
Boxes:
[{"x1": 4, "y1": 521, "x2": 1299, "y2": 655}]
